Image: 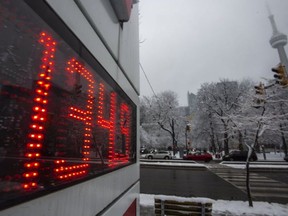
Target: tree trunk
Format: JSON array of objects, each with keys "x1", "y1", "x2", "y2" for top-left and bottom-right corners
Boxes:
[
  {"x1": 157, "y1": 118, "x2": 178, "y2": 156},
  {"x1": 223, "y1": 122, "x2": 229, "y2": 155},
  {"x1": 280, "y1": 124, "x2": 287, "y2": 156},
  {"x1": 279, "y1": 103, "x2": 287, "y2": 156},
  {"x1": 238, "y1": 131, "x2": 243, "y2": 151},
  {"x1": 210, "y1": 127, "x2": 216, "y2": 153},
  {"x1": 216, "y1": 134, "x2": 221, "y2": 152},
  {"x1": 246, "y1": 161, "x2": 253, "y2": 207},
  {"x1": 171, "y1": 119, "x2": 177, "y2": 156},
  {"x1": 209, "y1": 114, "x2": 216, "y2": 153},
  {"x1": 254, "y1": 107, "x2": 266, "y2": 152},
  {"x1": 261, "y1": 145, "x2": 267, "y2": 160},
  {"x1": 224, "y1": 134, "x2": 229, "y2": 155}
]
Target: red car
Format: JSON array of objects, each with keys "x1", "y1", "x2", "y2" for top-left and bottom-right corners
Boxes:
[{"x1": 183, "y1": 152, "x2": 213, "y2": 162}]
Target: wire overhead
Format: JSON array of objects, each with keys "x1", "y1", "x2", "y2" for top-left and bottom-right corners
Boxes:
[{"x1": 140, "y1": 62, "x2": 157, "y2": 98}]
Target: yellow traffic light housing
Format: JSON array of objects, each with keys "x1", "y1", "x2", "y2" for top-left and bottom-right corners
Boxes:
[
  {"x1": 254, "y1": 82, "x2": 265, "y2": 95},
  {"x1": 253, "y1": 82, "x2": 265, "y2": 108},
  {"x1": 271, "y1": 64, "x2": 288, "y2": 86}
]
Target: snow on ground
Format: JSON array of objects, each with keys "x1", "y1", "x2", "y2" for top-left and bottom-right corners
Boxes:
[
  {"x1": 257, "y1": 152, "x2": 286, "y2": 161},
  {"x1": 140, "y1": 161, "x2": 206, "y2": 168},
  {"x1": 222, "y1": 152, "x2": 288, "y2": 169},
  {"x1": 222, "y1": 163, "x2": 288, "y2": 169},
  {"x1": 140, "y1": 194, "x2": 288, "y2": 216},
  {"x1": 212, "y1": 151, "x2": 286, "y2": 161}
]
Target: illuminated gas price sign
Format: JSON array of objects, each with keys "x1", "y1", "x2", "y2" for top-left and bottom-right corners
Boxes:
[
  {"x1": 21, "y1": 31, "x2": 135, "y2": 190},
  {"x1": 0, "y1": 0, "x2": 136, "y2": 200}
]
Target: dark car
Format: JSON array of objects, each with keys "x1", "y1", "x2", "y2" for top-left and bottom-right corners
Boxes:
[
  {"x1": 284, "y1": 155, "x2": 288, "y2": 162},
  {"x1": 183, "y1": 152, "x2": 213, "y2": 162},
  {"x1": 222, "y1": 150, "x2": 257, "y2": 161}
]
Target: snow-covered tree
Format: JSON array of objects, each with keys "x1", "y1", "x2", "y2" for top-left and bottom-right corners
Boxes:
[
  {"x1": 195, "y1": 79, "x2": 252, "y2": 154},
  {"x1": 223, "y1": 80, "x2": 288, "y2": 207},
  {"x1": 140, "y1": 91, "x2": 185, "y2": 154}
]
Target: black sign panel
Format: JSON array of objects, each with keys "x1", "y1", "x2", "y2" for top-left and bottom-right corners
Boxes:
[{"x1": 0, "y1": 0, "x2": 136, "y2": 209}]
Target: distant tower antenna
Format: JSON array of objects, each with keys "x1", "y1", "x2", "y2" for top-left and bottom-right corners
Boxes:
[
  {"x1": 266, "y1": 1, "x2": 272, "y2": 16},
  {"x1": 267, "y1": 3, "x2": 278, "y2": 34},
  {"x1": 267, "y1": 3, "x2": 288, "y2": 70}
]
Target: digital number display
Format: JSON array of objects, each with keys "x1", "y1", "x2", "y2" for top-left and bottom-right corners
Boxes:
[{"x1": 0, "y1": 0, "x2": 136, "y2": 208}]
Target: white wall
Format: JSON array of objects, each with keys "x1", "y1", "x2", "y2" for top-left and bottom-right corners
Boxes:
[{"x1": 46, "y1": 0, "x2": 140, "y2": 97}]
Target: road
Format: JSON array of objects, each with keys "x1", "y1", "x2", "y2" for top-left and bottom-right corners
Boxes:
[{"x1": 140, "y1": 160, "x2": 288, "y2": 204}]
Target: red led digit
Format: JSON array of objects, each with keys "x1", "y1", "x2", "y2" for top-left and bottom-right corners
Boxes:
[
  {"x1": 22, "y1": 31, "x2": 56, "y2": 190},
  {"x1": 66, "y1": 58, "x2": 95, "y2": 161},
  {"x1": 97, "y1": 83, "x2": 117, "y2": 166},
  {"x1": 120, "y1": 103, "x2": 131, "y2": 162},
  {"x1": 52, "y1": 58, "x2": 95, "y2": 180}
]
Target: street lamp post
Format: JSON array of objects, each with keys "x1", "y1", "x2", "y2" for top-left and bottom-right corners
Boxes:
[{"x1": 185, "y1": 124, "x2": 191, "y2": 155}]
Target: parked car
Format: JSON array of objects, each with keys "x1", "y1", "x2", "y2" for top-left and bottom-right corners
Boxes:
[
  {"x1": 222, "y1": 150, "x2": 258, "y2": 161},
  {"x1": 145, "y1": 151, "x2": 172, "y2": 159},
  {"x1": 183, "y1": 152, "x2": 213, "y2": 162}
]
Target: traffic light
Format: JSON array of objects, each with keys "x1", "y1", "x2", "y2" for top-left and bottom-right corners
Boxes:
[
  {"x1": 253, "y1": 82, "x2": 265, "y2": 108},
  {"x1": 254, "y1": 82, "x2": 265, "y2": 95},
  {"x1": 186, "y1": 124, "x2": 191, "y2": 132},
  {"x1": 271, "y1": 64, "x2": 288, "y2": 86}
]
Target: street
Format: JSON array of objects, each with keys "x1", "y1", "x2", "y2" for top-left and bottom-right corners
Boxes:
[{"x1": 140, "y1": 160, "x2": 288, "y2": 204}]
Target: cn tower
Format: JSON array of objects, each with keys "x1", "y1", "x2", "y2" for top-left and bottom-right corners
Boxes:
[{"x1": 268, "y1": 6, "x2": 288, "y2": 70}]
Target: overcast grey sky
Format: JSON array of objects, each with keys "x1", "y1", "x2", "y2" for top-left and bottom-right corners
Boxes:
[{"x1": 139, "y1": 0, "x2": 288, "y2": 106}]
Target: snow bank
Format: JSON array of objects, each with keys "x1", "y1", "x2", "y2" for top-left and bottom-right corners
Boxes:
[
  {"x1": 222, "y1": 163, "x2": 288, "y2": 169},
  {"x1": 140, "y1": 194, "x2": 154, "y2": 207},
  {"x1": 257, "y1": 152, "x2": 286, "y2": 161},
  {"x1": 140, "y1": 194, "x2": 288, "y2": 216},
  {"x1": 154, "y1": 194, "x2": 214, "y2": 204},
  {"x1": 213, "y1": 200, "x2": 288, "y2": 216},
  {"x1": 140, "y1": 161, "x2": 206, "y2": 168}
]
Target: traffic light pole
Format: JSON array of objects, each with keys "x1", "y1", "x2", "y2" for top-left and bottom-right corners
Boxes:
[{"x1": 185, "y1": 130, "x2": 188, "y2": 155}]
